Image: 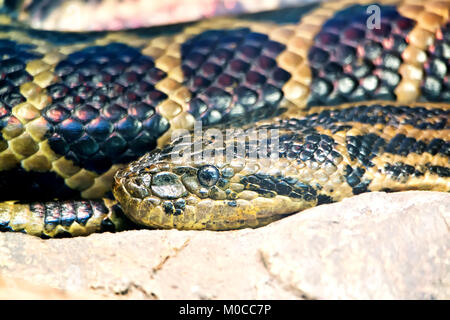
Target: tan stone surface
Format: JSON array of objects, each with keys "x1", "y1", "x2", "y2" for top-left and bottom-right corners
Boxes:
[
  {"x1": 0, "y1": 276, "x2": 97, "y2": 299},
  {"x1": 0, "y1": 191, "x2": 449, "y2": 299}
]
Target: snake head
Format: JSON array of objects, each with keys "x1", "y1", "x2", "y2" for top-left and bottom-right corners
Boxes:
[{"x1": 113, "y1": 127, "x2": 328, "y2": 230}]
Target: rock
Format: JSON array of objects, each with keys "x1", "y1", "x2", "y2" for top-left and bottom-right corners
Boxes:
[
  {"x1": 0, "y1": 276, "x2": 98, "y2": 299},
  {"x1": 0, "y1": 191, "x2": 449, "y2": 299}
]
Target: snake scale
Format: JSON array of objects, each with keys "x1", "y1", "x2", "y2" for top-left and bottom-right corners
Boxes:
[{"x1": 0, "y1": 0, "x2": 448, "y2": 237}]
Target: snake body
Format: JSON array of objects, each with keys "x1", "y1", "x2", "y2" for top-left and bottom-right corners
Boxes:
[{"x1": 0, "y1": 0, "x2": 448, "y2": 237}]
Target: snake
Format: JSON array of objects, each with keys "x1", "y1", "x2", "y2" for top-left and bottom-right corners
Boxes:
[{"x1": 0, "y1": 0, "x2": 448, "y2": 237}]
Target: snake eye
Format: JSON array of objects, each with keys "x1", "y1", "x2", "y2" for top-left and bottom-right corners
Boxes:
[{"x1": 198, "y1": 165, "x2": 220, "y2": 187}]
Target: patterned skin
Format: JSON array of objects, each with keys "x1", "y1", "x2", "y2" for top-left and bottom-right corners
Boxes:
[
  {"x1": 0, "y1": 0, "x2": 448, "y2": 237},
  {"x1": 114, "y1": 103, "x2": 449, "y2": 230}
]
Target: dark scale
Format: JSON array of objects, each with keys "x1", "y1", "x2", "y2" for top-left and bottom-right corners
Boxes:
[
  {"x1": 45, "y1": 43, "x2": 170, "y2": 174},
  {"x1": 384, "y1": 163, "x2": 450, "y2": 180},
  {"x1": 60, "y1": 202, "x2": 77, "y2": 226},
  {"x1": 181, "y1": 28, "x2": 291, "y2": 127},
  {"x1": 268, "y1": 104, "x2": 448, "y2": 131},
  {"x1": 384, "y1": 135, "x2": 449, "y2": 158},
  {"x1": 240, "y1": 173, "x2": 317, "y2": 201},
  {"x1": 344, "y1": 165, "x2": 370, "y2": 194},
  {"x1": 384, "y1": 163, "x2": 424, "y2": 181},
  {"x1": 307, "y1": 5, "x2": 415, "y2": 106},
  {"x1": 27, "y1": 199, "x2": 111, "y2": 237},
  {"x1": 0, "y1": 40, "x2": 42, "y2": 136},
  {"x1": 427, "y1": 165, "x2": 450, "y2": 178},
  {"x1": 421, "y1": 23, "x2": 450, "y2": 102},
  {"x1": 346, "y1": 133, "x2": 386, "y2": 167}
]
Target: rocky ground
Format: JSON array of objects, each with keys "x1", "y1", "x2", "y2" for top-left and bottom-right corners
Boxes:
[{"x1": 0, "y1": 191, "x2": 449, "y2": 299}]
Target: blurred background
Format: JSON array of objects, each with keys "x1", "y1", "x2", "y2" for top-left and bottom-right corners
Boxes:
[{"x1": 12, "y1": 0, "x2": 324, "y2": 31}]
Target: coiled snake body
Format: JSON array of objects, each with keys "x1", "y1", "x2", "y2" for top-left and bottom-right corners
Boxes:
[{"x1": 0, "y1": 0, "x2": 448, "y2": 237}]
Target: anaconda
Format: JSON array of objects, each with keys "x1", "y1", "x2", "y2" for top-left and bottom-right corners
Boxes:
[{"x1": 0, "y1": 0, "x2": 448, "y2": 237}]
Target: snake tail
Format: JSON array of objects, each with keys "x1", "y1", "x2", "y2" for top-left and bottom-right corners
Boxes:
[{"x1": 0, "y1": 198, "x2": 132, "y2": 237}]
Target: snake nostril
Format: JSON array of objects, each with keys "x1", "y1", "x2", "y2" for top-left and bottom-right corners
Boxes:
[
  {"x1": 139, "y1": 173, "x2": 152, "y2": 187},
  {"x1": 125, "y1": 178, "x2": 149, "y2": 199}
]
